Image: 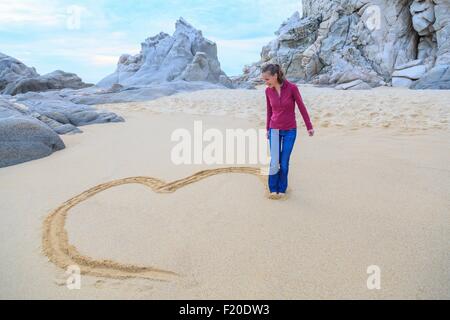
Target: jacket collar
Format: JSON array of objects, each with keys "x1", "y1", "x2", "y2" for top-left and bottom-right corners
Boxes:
[{"x1": 272, "y1": 79, "x2": 288, "y2": 91}]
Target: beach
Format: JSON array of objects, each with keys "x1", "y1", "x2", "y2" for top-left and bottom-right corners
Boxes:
[{"x1": 0, "y1": 85, "x2": 449, "y2": 299}]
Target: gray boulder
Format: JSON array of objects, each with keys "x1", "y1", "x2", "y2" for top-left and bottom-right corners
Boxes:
[
  {"x1": 0, "y1": 90, "x2": 124, "y2": 135},
  {"x1": 392, "y1": 77, "x2": 415, "y2": 87},
  {"x1": 4, "y1": 70, "x2": 92, "y2": 96},
  {"x1": 0, "y1": 98, "x2": 23, "y2": 118},
  {"x1": 411, "y1": 64, "x2": 450, "y2": 89},
  {"x1": 0, "y1": 116, "x2": 65, "y2": 168},
  {"x1": 392, "y1": 65, "x2": 428, "y2": 79},
  {"x1": 13, "y1": 91, "x2": 125, "y2": 127},
  {"x1": 0, "y1": 52, "x2": 92, "y2": 95},
  {"x1": 335, "y1": 79, "x2": 372, "y2": 90},
  {"x1": 0, "y1": 52, "x2": 38, "y2": 93}
]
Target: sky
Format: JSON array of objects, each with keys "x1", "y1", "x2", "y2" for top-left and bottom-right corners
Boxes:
[{"x1": 0, "y1": 0, "x2": 303, "y2": 83}]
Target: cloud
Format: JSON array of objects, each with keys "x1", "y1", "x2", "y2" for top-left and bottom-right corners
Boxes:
[
  {"x1": 32, "y1": 36, "x2": 139, "y2": 66},
  {"x1": 0, "y1": 0, "x2": 65, "y2": 27}
]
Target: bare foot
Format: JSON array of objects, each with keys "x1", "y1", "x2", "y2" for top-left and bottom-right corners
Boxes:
[{"x1": 269, "y1": 192, "x2": 280, "y2": 200}]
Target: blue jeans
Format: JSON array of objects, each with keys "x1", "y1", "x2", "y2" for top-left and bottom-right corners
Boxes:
[{"x1": 268, "y1": 128, "x2": 297, "y2": 193}]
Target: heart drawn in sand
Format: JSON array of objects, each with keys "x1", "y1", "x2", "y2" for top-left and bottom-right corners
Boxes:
[{"x1": 42, "y1": 167, "x2": 266, "y2": 281}]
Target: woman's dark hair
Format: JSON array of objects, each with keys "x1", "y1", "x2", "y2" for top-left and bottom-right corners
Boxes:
[{"x1": 261, "y1": 63, "x2": 286, "y2": 84}]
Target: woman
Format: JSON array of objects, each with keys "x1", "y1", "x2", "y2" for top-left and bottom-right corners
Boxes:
[{"x1": 261, "y1": 63, "x2": 314, "y2": 199}]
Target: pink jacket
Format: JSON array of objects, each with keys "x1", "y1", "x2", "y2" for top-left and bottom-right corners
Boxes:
[{"x1": 265, "y1": 79, "x2": 313, "y2": 132}]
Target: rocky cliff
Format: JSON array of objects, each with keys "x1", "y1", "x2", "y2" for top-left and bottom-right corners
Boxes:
[{"x1": 234, "y1": 0, "x2": 450, "y2": 90}]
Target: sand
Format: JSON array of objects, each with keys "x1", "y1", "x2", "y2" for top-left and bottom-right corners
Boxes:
[
  {"x1": 0, "y1": 85, "x2": 449, "y2": 299},
  {"x1": 97, "y1": 84, "x2": 450, "y2": 132}
]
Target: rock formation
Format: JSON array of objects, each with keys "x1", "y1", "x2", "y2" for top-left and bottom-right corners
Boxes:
[
  {"x1": 0, "y1": 102, "x2": 66, "y2": 168},
  {"x1": 0, "y1": 89, "x2": 125, "y2": 167},
  {"x1": 410, "y1": 0, "x2": 450, "y2": 89},
  {"x1": 0, "y1": 52, "x2": 92, "y2": 95},
  {"x1": 234, "y1": 0, "x2": 450, "y2": 90},
  {"x1": 97, "y1": 17, "x2": 232, "y2": 88},
  {"x1": 1, "y1": 92, "x2": 124, "y2": 132}
]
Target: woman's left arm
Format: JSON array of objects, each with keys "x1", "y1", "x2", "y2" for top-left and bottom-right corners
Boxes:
[{"x1": 292, "y1": 84, "x2": 314, "y2": 136}]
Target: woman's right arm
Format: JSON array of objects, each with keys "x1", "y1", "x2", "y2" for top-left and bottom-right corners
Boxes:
[{"x1": 266, "y1": 89, "x2": 272, "y2": 135}]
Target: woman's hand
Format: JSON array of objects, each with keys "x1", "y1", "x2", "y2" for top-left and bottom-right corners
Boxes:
[{"x1": 308, "y1": 129, "x2": 315, "y2": 137}]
